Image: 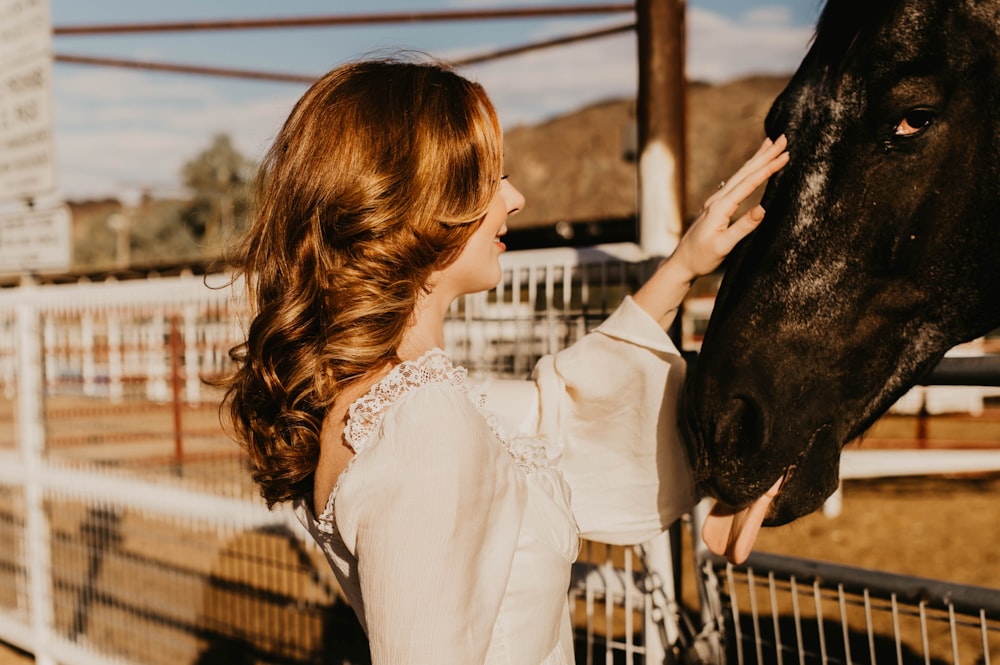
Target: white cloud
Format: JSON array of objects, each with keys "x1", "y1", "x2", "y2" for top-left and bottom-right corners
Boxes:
[
  {"x1": 52, "y1": 68, "x2": 301, "y2": 200},
  {"x1": 462, "y1": 30, "x2": 637, "y2": 127},
  {"x1": 686, "y1": 7, "x2": 812, "y2": 83},
  {"x1": 742, "y1": 6, "x2": 797, "y2": 26},
  {"x1": 466, "y1": 8, "x2": 810, "y2": 126}
]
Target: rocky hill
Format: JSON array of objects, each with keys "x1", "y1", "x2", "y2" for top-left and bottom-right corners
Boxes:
[{"x1": 502, "y1": 74, "x2": 791, "y2": 244}]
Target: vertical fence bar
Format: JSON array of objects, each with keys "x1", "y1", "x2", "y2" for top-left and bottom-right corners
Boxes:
[
  {"x1": 81, "y1": 312, "x2": 96, "y2": 396},
  {"x1": 726, "y1": 565, "x2": 745, "y2": 665},
  {"x1": 892, "y1": 594, "x2": 904, "y2": 664},
  {"x1": 768, "y1": 572, "x2": 784, "y2": 665},
  {"x1": 812, "y1": 580, "x2": 827, "y2": 663},
  {"x1": 17, "y1": 299, "x2": 57, "y2": 665},
  {"x1": 146, "y1": 309, "x2": 167, "y2": 402},
  {"x1": 623, "y1": 547, "x2": 635, "y2": 661},
  {"x1": 838, "y1": 584, "x2": 853, "y2": 665},
  {"x1": 642, "y1": 535, "x2": 672, "y2": 662},
  {"x1": 602, "y1": 544, "x2": 613, "y2": 664},
  {"x1": 919, "y1": 601, "x2": 931, "y2": 665},
  {"x1": 864, "y1": 589, "x2": 877, "y2": 665},
  {"x1": 107, "y1": 310, "x2": 123, "y2": 402},
  {"x1": 170, "y1": 314, "x2": 184, "y2": 468},
  {"x1": 981, "y1": 610, "x2": 990, "y2": 665},
  {"x1": 747, "y1": 569, "x2": 764, "y2": 665},
  {"x1": 790, "y1": 576, "x2": 805, "y2": 665},
  {"x1": 948, "y1": 604, "x2": 959, "y2": 664},
  {"x1": 183, "y1": 303, "x2": 200, "y2": 404}
]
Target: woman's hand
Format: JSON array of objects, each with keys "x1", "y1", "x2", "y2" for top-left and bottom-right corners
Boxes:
[
  {"x1": 670, "y1": 134, "x2": 789, "y2": 281},
  {"x1": 632, "y1": 135, "x2": 788, "y2": 327}
]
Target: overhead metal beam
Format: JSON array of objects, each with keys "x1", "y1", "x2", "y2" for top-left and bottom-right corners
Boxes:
[
  {"x1": 54, "y1": 20, "x2": 636, "y2": 82},
  {"x1": 53, "y1": 4, "x2": 635, "y2": 35}
]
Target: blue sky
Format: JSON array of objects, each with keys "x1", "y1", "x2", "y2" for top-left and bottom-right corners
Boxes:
[{"x1": 47, "y1": 1, "x2": 821, "y2": 202}]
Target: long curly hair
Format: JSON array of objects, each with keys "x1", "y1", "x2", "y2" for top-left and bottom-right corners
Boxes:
[{"x1": 222, "y1": 57, "x2": 504, "y2": 507}]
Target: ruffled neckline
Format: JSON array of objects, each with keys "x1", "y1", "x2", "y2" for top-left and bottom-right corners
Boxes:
[
  {"x1": 314, "y1": 349, "x2": 467, "y2": 528},
  {"x1": 345, "y1": 348, "x2": 467, "y2": 453}
]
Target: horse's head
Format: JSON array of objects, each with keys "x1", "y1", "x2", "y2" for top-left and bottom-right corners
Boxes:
[{"x1": 682, "y1": 0, "x2": 1000, "y2": 524}]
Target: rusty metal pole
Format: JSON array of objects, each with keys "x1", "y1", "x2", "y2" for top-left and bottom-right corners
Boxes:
[{"x1": 636, "y1": 0, "x2": 686, "y2": 258}]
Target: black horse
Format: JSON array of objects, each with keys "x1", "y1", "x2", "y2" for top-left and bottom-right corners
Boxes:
[{"x1": 681, "y1": 0, "x2": 1000, "y2": 525}]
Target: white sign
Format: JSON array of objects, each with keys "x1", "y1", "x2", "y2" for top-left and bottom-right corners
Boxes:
[
  {"x1": 0, "y1": 204, "x2": 70, "y2": 273},
  {"x1": 0, "y1": 0, "x2": 50, "y2": 62},
  {"x1": 0, "y1": 54, "x2": 55, "y2": 201},
  {"x1": 0, "y1": 0, "x2": 54, "y2": 202}
]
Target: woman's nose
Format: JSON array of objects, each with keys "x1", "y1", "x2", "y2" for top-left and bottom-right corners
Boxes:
[{"x1": 501, "y1": 179, "x2": 525, "y2": 216}]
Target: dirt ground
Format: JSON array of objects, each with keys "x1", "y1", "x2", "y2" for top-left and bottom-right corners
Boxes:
[{"x1": 0, "y1": 644, "x2": 29, "y2": 665}]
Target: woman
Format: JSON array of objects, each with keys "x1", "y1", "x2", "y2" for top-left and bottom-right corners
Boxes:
[{"x1": 224, "y1": 55, "x2": 788, "y2": 664}]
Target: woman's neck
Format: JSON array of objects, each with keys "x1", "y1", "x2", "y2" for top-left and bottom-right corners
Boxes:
[{"x1": 397, "y1": 286, "x2": 451, "y2": 361}]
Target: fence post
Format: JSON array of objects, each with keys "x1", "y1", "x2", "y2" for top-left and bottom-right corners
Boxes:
[
  {"x1": 17, "y1": 298, "x2": 57, "y2": 665},
  {"x1": 636, "y1": 0, "x2": 687, "y2": 258}
]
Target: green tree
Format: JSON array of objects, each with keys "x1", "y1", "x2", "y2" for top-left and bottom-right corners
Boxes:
[
  {"x1": 181, "y1": 134, "x2": 254, "y2": 256},
  {"x1": 130, "y1": 194, "x2": 202, "y2": 267}
]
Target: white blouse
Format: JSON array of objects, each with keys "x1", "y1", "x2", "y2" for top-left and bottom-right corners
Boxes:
[{"x1": 294, "y1": 296, "x2": 696, "y2": 664}]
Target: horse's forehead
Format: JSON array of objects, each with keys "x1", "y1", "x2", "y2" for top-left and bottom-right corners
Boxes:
[{"x1": 890, "y1": 0, "x2": 1000, "y2": 45}]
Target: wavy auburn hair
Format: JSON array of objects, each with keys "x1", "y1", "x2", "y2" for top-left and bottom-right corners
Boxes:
[{"x1": 223, "y1": 57, "x2": 503, "y2": 507}]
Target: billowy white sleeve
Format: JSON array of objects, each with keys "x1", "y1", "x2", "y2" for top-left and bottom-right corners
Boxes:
[
  {"x1": 482, "y1": 296, "x2": 696, "y2": 545},
  {"x1": 334, "y1": 381, "x2": 527, "y2": 664}
]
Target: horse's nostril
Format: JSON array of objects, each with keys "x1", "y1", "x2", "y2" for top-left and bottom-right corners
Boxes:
[
  {"x1": 705, "y1": 396, "x2": 771, "y2": 506},
  {"x1": 720, "y1": 396, "x2": 766, "y2": 458}
]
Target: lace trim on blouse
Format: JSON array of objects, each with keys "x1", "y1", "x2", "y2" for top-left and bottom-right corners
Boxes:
[
  {"x1": 344, "y1": 348, "x2": 463, "y2": 453},
  {"x1": 316, "y1": 348, "x2": 548, "y2": 532}
]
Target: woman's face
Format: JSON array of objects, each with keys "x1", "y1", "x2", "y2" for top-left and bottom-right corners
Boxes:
[{"x1": 437, "y1": 178, "x2": 525, "y2": 297}]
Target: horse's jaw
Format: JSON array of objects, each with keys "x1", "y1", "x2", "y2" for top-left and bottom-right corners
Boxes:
[{"x1": 763, "y1": 429, "x2": 843, "y2": 525}]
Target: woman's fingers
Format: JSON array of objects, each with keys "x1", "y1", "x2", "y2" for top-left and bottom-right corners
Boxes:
[
  {"x1": 725, "y1": 204, "x2": 766, "y2": 245},
  {"x1": 670, "y1": 134, "x2": 789, "y2": 278},
  {"x1": 705, "y1": 135, "x2": 788, "y2": 208}
]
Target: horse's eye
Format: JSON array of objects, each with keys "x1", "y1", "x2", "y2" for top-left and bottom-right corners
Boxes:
[{"x1": 894, "y1": 109, "x2": 935, "y2": 136}]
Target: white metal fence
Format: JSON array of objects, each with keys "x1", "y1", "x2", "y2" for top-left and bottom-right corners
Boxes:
[
  {"x1": 690, "y1": 538, "x2": 1000, "y2": 665},
  {"x1": 3, "y1": 243, "x2": 999, "y2": 665}
]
